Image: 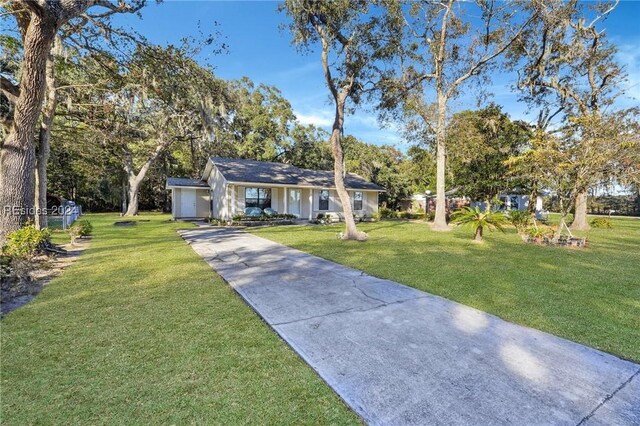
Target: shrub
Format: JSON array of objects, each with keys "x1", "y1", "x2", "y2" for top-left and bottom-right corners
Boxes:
[
  {"x1": 68, "y1": 220, "x2": 92, "y2": 244},
  {"x1": 525, "y1": 225, "x2": 554, "y2": 238},
  {"x1": 509, "y1": 210, "x2": 532, "y2": 232},
  {"x1": 76, "y1": 220, "x2": 93, "y2": 236},
  {"x1": 590, "y1": 217, "x2": 613, "y2": 229},
  {"x1": 2, "y1": 222, "x2": 51, "y2": 259},
  {"x1": 378, "y1": 207, "x2": 396, "y2": 219},
  {"x1": 263, "y1": 208, "x2": 278, "y2": 217},
  {"x1": 526, "y1": 227, "x2": 545, "y2": 238},
  {"x1": 450, "y1": 206, "x2": 508, "y2": 242},
  {"x1": 425, "y1": 212, "x2": 435, "y2": 222},
  {"x1": 397, "y1": 211, "x2": 425, "y2": 220}
]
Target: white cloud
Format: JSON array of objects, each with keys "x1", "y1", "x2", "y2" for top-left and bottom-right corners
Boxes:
[
  {"x1": 271, "y1": 62, "x2": 320, "y2": 81},
  {"x1": 616, "y1": 41, "x2": 640, "y2": 102},
  {"x1": 295, "y1": 110, "x2": 334, "y2": 127}
]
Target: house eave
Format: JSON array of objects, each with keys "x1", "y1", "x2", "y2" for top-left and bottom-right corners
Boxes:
[
  {"x1": 226, "y1": 180, "x2": 385, "y2": 192},
  {"x1": 166, "y1": 185, "x2": 210, "y2": 190}
]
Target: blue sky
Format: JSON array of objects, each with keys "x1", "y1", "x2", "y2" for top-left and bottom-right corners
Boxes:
[{"x1": 114, "y1": 0, "x2": 640, "y2": 149}]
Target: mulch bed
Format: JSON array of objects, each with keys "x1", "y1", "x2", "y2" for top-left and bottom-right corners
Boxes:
[{"x1": 0, "y1": 238, "x2": 91, "y2": 316}]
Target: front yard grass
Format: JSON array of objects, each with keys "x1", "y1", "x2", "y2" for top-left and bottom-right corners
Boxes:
[
  {"x1": 1, "y1": 213, "x2": 359, "y2": 425},
  {"x1": 251, "y1": 216, "x2": 640, "y2": 363}
]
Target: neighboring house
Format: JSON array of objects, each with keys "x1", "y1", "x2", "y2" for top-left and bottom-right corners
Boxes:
[
  {"x1": 401, "y1": 189, "x2": 468, "y2": 213},
  {"x1": 166, "y1": 157, "x2": 385, "y2": 220},
  {"x1": 470, "y1": 192, "x2": 544, "y2": 214}
]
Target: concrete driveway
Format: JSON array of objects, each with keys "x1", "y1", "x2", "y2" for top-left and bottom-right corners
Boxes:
[{"x1": 180, "y1": 227, "x2": 639, "y2": 426}]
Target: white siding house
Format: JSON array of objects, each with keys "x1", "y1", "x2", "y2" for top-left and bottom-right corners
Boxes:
[
  {"x1": 470, "y1": 193, "x2": 545, "y2": 215},
  {"x1": 166, "y1": 157, "x2": 384, "y2": 220}
]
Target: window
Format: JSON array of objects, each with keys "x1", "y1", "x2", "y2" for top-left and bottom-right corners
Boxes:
[
  {"x1": 510, "y1": 196, "x2": 519, "y2": 210},
  {"x1": 319, "y1": 190, "x2": 329, "y2": 211},
  {"x1": 353, "y1": 191, "x2": 363, "y2": 210},
  {"x1": 245, "y1": 188, "x2": 271, "y2": 209}
]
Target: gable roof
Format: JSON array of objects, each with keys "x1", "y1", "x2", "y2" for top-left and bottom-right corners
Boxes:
[
  {"x1": 166, "y1": 177, "x2": 209, "y2": 188},
  {"x1": 209, "y1": 157, "x2": 385, "y2": 191}
]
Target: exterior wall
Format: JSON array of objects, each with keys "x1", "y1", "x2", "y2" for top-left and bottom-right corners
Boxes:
[
  {"x1": 363, "y1": 191, "x2": 378, "y2": 213},
  {"x1": 204, "y1": 163, "x2": 381, "y2": 220},
  {"x1": 233, "y1": 185, "x2": 280, "y2": 216},
  {"x1": 271, "y1": 187, "x2": 280, "y2": 212},
  {"x1": 301, "y1": 188, "x2": 312, "y2": 219},
  {"x1": 208, "y1": 166, "x2": 228, "y2": 219},
  {"x1": 223, "y1": 185, "x2": 379, "y2": 219},
  {"x1": 237, "y1": 185, "x2": 246, "y2": 211},
  {"x1": 471, "y1": 194, "x2": 530, "y2": 212},
  {"x1": 171, "y1": 188, "x2": 209, "y2": 219},
  {"x1": 172, "y1": 188, "x2": 181, "y2": 218},
  {"x1": 196, "y1": 189, "x2": 209, "y2": 217},
  {"x1": 310, "y1": 189, "x2": 378, "y2": 218}
]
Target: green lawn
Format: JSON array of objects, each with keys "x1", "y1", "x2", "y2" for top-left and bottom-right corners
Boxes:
[
  {"x1": 251, "y1": 216, "x2": 640, "y2": 363},
  {"x1": 1, "y1": 213, "x2": 359, "y2": 425}
]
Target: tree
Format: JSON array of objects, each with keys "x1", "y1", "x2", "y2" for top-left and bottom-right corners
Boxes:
[
  {"x1": 342, "y1": 135, "x2": 412, "y2": 209},
  {"x1": 516, "y1": 0, "x2": 628, "y2": 230},
  {"x1": 405, "y1": 145, "x2": 436, "y2": 195},
  {"x1": 60, "y1": 44, "x2": 227, "y2": 216},
  {"x1": 33, "y1": 41, "x2": 59, "y2": 229},
  {"x1": 0, "y1": 0, "x2": 145, "y2": 242},
  {"x1": 447, "y1": 104, "x2": 531, "y2": 208},
  {"x1": 281, "y1": 0, "x2": 377, "y2": 241},
  {"x1": 450, "y1": 206, "x2": 508, "y2": 242},
  {"x1": 225, "y1": 78, "x2": 297, "y2": 161},
  {"x1": 285, "y1": 124, "x2": 332, "y2": 170},
  {"x1": 378, "y1": 0, "x2": 536, "y2": 230}
]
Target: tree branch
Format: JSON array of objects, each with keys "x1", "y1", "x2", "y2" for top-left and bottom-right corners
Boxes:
[
  {"x1": 447, "y1": 11, "x2": 538, "y2": 98},
  {"x1": 0, "y1": 76, "x2": 20, "y2": 104}
]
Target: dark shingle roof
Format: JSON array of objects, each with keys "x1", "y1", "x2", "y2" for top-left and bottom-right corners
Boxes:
[
  {"x1": 210, "y1": 157, "x2": 385, "y2": 191},
  {"x1": 166, "y1": 177, "x2": 209, "y2": 188}
]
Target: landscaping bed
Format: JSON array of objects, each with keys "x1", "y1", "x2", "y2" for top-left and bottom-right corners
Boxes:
[{"x1": 233, "y1": 219, "x2": 295, "y2": 227}]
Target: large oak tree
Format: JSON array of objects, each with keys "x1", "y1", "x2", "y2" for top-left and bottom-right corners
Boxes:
[
  {"x1": 0, "y1": 0, "x2": 145, "y2": 242},
  {"x1": 517, "y1": 0, "x2": 628, "y2": 230}
]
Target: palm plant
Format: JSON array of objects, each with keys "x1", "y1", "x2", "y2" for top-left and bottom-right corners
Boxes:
[{"x1": 450, "y1": 206, "x2": 509, "y2": 242}]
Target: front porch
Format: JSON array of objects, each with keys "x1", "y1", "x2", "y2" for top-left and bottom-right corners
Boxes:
[{"x1": 223, "y1": 184, "x2": 377, "y2": 221}]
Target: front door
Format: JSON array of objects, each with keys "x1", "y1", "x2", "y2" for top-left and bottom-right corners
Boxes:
[
  {"x1": 288, "y1": 189, "x2": 301, "y2": 217},
  {"x1": 181, "y1": 189, "x2": 197, "y2": 217}
]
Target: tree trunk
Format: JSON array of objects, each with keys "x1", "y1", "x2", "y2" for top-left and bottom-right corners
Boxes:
[
  {"x1": 555, "y1": 197, "x2": 568, "y2": 240},
  {"x1": 330, "y1": 100, "x2": 362, "y2": 240},
  {"x1": 121, "y1": 175, "x2": 128, "y2": 215},
  {"x1": 528, "y1": 186, "x2": 538, "y2": 214},
  {"x1": 474, "y1": 226, "x2": 483, "y2": 241},
  {"x1": 0, "y1": 16, "x2": 56, "y2": 242},
  {"x1": 432, "y1": 93, "x2": 449, "y2": 231},
  {"x1": 123, "y1": 139, "x2": 172, "y2": 217},
  {"x1": 125, "y1": 174, "x2": 142, "y2": 216},
  {"x1": 570, "y1": 190, "x2": 590, "y2": 231},
  {"x1": 35, "y1": 52, "x2": 57, "y2": 230}
]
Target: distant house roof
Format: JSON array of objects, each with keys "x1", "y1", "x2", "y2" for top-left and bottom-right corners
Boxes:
[
  {"x1": 209, "y1": 157, "x2": 385, "y2": 191},
  {"x1": 166, "y1": 177, "x2": 209, "y2": 188}
]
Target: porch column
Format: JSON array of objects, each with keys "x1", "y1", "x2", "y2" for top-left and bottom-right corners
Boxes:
[
  {"x1": 284, "y1": 186, "x2": 288, "y2": 214},
  {"x1": 308, "y1": 190, "x2": 313, "y2": 221}
]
